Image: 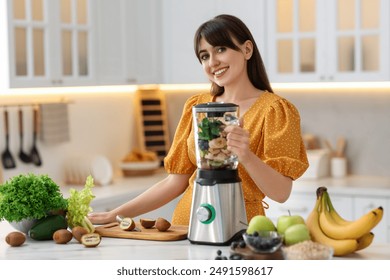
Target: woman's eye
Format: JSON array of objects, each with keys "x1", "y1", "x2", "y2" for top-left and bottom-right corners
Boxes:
[
  {"x1": 217, "y1": 47, "x2": 226, "y2": 53},
  {"x1": 200, "y1": 54, "x2": 209, "y2": 61}
]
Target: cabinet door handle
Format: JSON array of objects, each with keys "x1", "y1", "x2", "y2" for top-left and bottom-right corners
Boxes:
[{"x1": 364, "y1": 203, "x2": 376, "y2": 210}]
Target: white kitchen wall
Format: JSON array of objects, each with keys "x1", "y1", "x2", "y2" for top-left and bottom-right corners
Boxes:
[{"x1": 0, "y1": 90, "x2": 138, "y2": 185}]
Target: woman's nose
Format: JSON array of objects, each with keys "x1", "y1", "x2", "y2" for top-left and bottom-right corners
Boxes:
[{"x1": 208, "y1": 54, "x2": 220, "y2": 67}]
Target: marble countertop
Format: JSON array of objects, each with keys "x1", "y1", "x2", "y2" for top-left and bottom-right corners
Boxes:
[
  {"x1": 293, "y1": 175, "x2": 390, "y2": 196},
  {"x1": 0, "y1": 221, "x2": 389, "y2": 260},
  {"x1": 1, "y1": 172, "x2": 389, "y2": 260}
]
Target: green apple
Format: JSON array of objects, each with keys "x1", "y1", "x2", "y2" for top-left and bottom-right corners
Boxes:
[
  {"x1": 284, "y1": 224, "x2": 311, "y2": 246},
  {"x1": 246, "y1": 215, "x2": 276, "y2": 234},
  {"x1": 276, "y1": 214, "x2": 305, "y2": 235}
]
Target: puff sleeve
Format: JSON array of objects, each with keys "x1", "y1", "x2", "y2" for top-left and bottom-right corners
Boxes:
[
  {"x1": 163, "y1": 95, "x2": 199, "y2": 174},
  {"x1": 261, "y1": 99, "x2": 309, "y2": 180}
]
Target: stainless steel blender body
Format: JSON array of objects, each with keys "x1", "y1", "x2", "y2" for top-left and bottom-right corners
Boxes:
[
  {"x1": 189, "y1": 103, "x2": 247, "y2": 245},
  {"x1": 188, "y1": 170, "x2": 247, "y2": 245}
]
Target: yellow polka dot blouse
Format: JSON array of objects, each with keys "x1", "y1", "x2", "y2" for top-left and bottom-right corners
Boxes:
[{"x1": 164, "y1": 91, "x2": 309, "y2": 225}]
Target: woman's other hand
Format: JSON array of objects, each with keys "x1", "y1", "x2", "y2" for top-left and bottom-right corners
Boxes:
[{"x1": 88, "y1": 211, "x2": 116, "y2": 225}]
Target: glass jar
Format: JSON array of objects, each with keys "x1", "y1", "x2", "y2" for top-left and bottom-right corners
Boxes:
[{"x1": 192, "y1": 102, "x2": 239, "y2": 170}]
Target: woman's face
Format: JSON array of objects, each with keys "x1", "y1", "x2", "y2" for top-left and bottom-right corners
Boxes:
[{"x1": 197, "y1": 37, "x2": 252, "y2": 88}]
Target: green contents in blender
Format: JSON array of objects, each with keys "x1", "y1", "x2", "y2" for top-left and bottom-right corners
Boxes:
[{"x1": 197, "y1": 114, "x2": 238, "y2": 169}]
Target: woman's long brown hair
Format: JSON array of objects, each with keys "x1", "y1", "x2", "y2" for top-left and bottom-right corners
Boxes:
[{"x1": 194, "y1": 14, "x2": 273, "y2": 96}]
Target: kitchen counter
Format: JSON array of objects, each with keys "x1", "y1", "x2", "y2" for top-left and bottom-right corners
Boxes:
[
  {"x1": 1, "y1": 172, "x2": 390, "y2": 260},
  {"x1": 293, "y1": 175, "x2": 390, "y2": 195},
  {"x1": 0, "y1": 220, "x2": 389, "y2": 260}
]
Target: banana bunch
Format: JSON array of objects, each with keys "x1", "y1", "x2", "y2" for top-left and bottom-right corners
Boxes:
[{"x1": 306, "y1": 186, "x2": 383, "y2": 256}]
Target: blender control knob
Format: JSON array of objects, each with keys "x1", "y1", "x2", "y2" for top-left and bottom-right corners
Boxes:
[
  {"x1": 196, "y1": 206, "x2": 211, "y2": 222},
  {"x1": 196, "y1": 204, "x2": 215, "y2": 224}
]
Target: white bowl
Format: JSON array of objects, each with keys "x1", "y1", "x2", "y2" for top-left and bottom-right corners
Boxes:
[
  {"x1": 9, "y1": 219, "x2": 37, "y2": 234},
  {"x1": 120, "y1": 160, "x2": 160, "y2": 176},
  {"x1": 91, "y1": 155, "x2": 113, "y2": 185},
  {"x1": 120, "y1": 160, "x2": 160, "y2": 170}
]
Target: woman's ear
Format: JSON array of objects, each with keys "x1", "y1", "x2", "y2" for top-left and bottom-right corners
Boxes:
[{"x1": 244, "y1": 40, "x2": 253, "y2": 60}]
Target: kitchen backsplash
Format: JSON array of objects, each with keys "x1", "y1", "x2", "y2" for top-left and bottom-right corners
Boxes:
[{"x1": 1, "y1": 85, "x2": 389, "y2": 184}]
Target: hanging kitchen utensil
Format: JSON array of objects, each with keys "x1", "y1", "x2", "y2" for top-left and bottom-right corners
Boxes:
[
  {"x1": 2, "y1": 108, "x2": 16, "y2": 169},
  {"x1": 30, "y1": 106, "x2": 42, "y2": 166},
  {"x1": 18, "y1": 107, "x2": 32, "y2": 163}
]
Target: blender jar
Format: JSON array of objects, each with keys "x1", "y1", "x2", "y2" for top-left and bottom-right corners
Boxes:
[{"x1": 192, "y1": 102, "x2": 239, "y2": 170}]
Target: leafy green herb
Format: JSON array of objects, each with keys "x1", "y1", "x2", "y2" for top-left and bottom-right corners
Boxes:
[
  {"x1": 66, "y1": 175, "x2": 95, "y2": 232},
  {"x1": 0, "y1": 174, "x2": 67, "y2": 222},
  {"x1": 198, "y1": 118, "x2": 223, "y2": 140}
]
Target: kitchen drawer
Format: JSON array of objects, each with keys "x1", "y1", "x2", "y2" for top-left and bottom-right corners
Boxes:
[
  {"x1": 264, "y1": 193, "x2": 317, "y2": 224},
  {"x1": 354, "y1": 197, "x2": 388, "y2": 243},
  {"x1": 327, "y1": 194, "x2": 354, "y2": 221}
]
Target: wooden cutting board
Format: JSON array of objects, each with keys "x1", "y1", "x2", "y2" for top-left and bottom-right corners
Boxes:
[
  {"x1": 231, "y1": 246, "x2": 284, "y2": 260},
  {"x1": 95, "y1": 222, "x2": 188, "y2": 241}
]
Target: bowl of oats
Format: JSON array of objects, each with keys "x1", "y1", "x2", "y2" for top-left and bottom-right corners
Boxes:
[{"x1": 282, "y1": 240, "x2": 333, "y2": 260}]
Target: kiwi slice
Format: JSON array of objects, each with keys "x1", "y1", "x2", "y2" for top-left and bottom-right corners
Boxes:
[
  {"x1": 140, "y1": 218, "x2": 156, "y2": 229},
  {"x1": 120, "y1": 217, "x2": 136, "y2": 231},
  {"x1": 155, "y1": 217, "x2": 171, "y2": 232}
]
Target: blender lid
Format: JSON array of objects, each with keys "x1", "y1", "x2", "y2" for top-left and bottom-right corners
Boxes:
[{"x1": 193, "y1": 102, "x2": 238, "y2": 112}]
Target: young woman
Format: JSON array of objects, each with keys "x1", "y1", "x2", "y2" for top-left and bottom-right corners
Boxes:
[{"x1": 88, "y1": 14, "x2": 308, "y2": 225}]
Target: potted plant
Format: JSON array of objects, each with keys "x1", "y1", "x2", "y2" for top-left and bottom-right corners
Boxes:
[{"x1": 0, "y1": 173, "x2": 68, "y2": 233}]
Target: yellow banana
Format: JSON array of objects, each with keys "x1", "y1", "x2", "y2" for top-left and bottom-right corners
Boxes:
[
  {"x1": 356, "y1": 232, "x2": 375, "y2": 251},
  {"x1": 371, "y1": 206, "x2": 384, "y2": 228},
  {"x1": 325, "y1": 191, "x2": 351, "y2": 225},
  {"x1": 326, "y1": 192, "x2": 384, "y2": 229},
  {"x1": 319, "y1": 191, "x2": 381, "y2": 240},
  {"x1": 306, "y1": 187, "x2": 358, "y2": 256}
]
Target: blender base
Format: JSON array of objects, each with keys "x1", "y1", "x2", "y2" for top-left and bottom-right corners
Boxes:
[{"x1": 188, "y1": 229, "x2": 246, "y2": 246}]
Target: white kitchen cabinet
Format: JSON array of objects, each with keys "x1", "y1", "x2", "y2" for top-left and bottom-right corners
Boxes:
[
  {"x1": 354, "y1": 197, "x2": 388, "y2": 243},
  {"x1": 264, "y1": 193, "x2": 316, "y2": 224},
  {"x1": 161, "y1": 0, "x2": 266, "y2": 84},
  {"x1": 264, "y1": 191, "x2": 354, "y2": 224},
  {"x1": 0, "y1": 0, "x2": 96, "y2": 88},
  {"x1": 161, "y1": 0, "x2": 215, "y2": 84},
  {"x1": 265, "y1": 185, "x2": 390, "y2": 243},
  {"x1": 265, "y1": 0, "x2": 390, "y2": 82},
  {"x1": 95, "y1": 0, "x2": 162, "y2": 85}
]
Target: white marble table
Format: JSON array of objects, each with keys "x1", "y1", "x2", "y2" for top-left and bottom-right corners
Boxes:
[
  {"x1": 1, "y1": 221, "x2": 389, "y2": 260},
  {"x1": 2, "y1": 172, "x2": 390, "y2": 260}
]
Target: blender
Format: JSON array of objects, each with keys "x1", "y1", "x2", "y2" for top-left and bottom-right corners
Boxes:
[{"x1": 188, "y1": 102, "x2": 247, "y2": 245}]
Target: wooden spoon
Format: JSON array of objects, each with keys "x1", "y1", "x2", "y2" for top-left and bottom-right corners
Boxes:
[
  {"x1": 336, "y1": 137, "x2": 346, "y2": 158},
  {"x1": 324, "y1": 139, "x2": 334, "y2": 157}
]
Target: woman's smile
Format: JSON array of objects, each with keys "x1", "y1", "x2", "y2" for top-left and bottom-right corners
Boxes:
[{"x1": 213, "y1": 67, "x2": 228, "y2": 77}]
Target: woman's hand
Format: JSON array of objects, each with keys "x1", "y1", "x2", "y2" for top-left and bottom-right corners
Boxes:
[
  {"x1": 88, "y1": 211, "x2": 116, "y2": 225},
  {"x1": 224, "y1": 123, "x2": 251, "y2": 163}
]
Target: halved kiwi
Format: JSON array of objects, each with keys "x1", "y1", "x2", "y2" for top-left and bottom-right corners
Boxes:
[{"x1": 140, "y1": 218, "x2": 156, "y2": 229}]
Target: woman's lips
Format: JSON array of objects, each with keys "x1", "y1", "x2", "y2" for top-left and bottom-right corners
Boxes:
[{"x1": 213, "y1": 67, "x2": 228, "y2": 77}]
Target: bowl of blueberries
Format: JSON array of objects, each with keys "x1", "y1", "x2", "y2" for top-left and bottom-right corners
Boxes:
[{"x1": 243, "y1": 231, "x2": 284, "y2": 254}]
